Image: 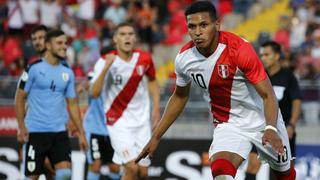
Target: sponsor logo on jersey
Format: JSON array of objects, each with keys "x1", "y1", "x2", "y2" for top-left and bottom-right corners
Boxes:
[
  {"x1": 62, "y1": 72, "x2": 69, "y2": 81},
  {"x1": 218, "y1": 64, "x2": 229, "y2": 79}
]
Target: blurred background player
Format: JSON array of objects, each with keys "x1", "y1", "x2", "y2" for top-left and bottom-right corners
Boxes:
[
  {"x1": 77, "y1": 46, "x2": 121, "y2": 180},
  {"x1": 90, "y1": 22, "x2": 160, "y2": 180},
  {"x1": 245, "y1": 41, "x2": 302, "y2": 180},
  {"x1": 15, "y1": 29, "x2": 88, "y2": 180}
]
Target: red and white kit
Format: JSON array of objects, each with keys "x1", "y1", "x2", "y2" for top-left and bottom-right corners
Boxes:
[
  {"x1": 175, "y1": 31, "x2": 291, "y2": 171},
  {"x1": 91, "y1": 49, "x2": 155, "y2": 165}
]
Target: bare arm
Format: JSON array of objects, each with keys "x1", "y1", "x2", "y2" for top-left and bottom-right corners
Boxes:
[
  {"x1": 254, "y1": 78, "x2": 284, "y2": 154},
  {"x1": 287, "y1": 99, "x2": 301, "y2": 139},
  {"x1": 135, "y1": 84, "x2": 190, "y2": 162},
  {"x1": 147, "y1": 78, "x2": 161, "y2": 127},
  {"x1": 289, "y1": 99, "x2": 301, "y2": 126},
  {"x1": 66, "y1": 98, "x2": 88, "y2": 152},
  {"x1": 15, "y1": 89, "x2": 28, "y2": 143},
  {"x1": 254, "y1": 78, "x2": 279, "y2": 127},
  {"x1": 90, "y1": 55, "x2": 115, "y2": 98}
]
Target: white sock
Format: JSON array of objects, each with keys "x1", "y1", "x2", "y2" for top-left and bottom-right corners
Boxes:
[{"x1": 214, "y1": 175, "x2": 235, "y2": 180}]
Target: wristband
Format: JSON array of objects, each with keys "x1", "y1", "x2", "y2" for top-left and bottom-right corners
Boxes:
[{"x1": 265, "y1": 125, "x2": 278, "y2": 133}]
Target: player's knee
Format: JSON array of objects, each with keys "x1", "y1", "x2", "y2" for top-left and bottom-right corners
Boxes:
[
  {"x1": 89, "y1": 160, "x2": 102, "y2": 172},
  {"x1": 211, "y1": 159, "x2": 237, "y2": 178},
  {"x1": 274, "y1": 167, "x2": 296, "y2": 180},
  {"x1": 246, "y1": 159, "x2": 261, "y2": 174},
  {"x1": 55, "y1": 168, "x2": 71, "y2": 180},
  {"x1": 125, "y1": 162, "x2": 139, "y2": 175}
]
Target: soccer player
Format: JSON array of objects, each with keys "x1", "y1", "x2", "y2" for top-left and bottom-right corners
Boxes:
[
  {"x1": 15, "y1": 29, "x2": 88, "y2": 180},
  {"x1": 80, "y1": 47, "x2": 121, "y2": 180},
  {"x1": 136, "y1": 1, "x2": 296, "y2": 180},
  {"x1": 30, "y1": 25, "x2": 48, "y2": 57},
  {"x1": 25, "y1": 25, "x2": 55, "y2": 179},
  {"x1": 90, "y1": 23, "x2": 160, "y2": 180},
  {"x1": 245, "y1": 41, "x2": 302, "y2": 180}
]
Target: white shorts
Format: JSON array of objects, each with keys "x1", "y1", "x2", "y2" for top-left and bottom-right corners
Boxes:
[
  {"x1": 107, "y1": 123, "x2": 151, "y2": 166},
  {"x1": 209, "y1": 119, "x2": 291, "y2": 172}
]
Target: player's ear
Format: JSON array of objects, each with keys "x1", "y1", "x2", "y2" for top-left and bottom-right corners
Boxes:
[{"x1": 215, "y1": 18, "x2": 221, "y2": 31}]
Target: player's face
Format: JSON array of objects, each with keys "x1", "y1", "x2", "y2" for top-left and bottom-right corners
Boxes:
[
  {"x1": 260, "y1": 46, "x2": 279, "y2": 69},
  {"x1": 47, "y1": 35, "x2": 68, "y2": 60},
  {"x1": 31, "y1": 30, "x2": 46, "y2": 55},
  {"x1": 187, "y1": 12, "x2": 219, "y2": 52},
  {"x1": 113, "y1": 26, "x2": 136, "y2": 53}
]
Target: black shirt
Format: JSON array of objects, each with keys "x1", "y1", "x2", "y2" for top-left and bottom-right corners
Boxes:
[{"x1": 269, "y1": 68, "x2": 302, "y2": 124}]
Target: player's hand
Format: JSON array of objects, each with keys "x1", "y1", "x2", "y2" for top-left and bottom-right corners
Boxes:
[
  {"x1": 78, "y1": 133, "x2": 88, "y2": 153},
  {"x1": 286, "y1": 126, "x2": 294, "y2": 139},
  {"x1": 135, "y1": 136, "x2": 160, "y2": 164},
  {"x1": 17, "y1": 125, "x2": 29, "y2": 143},
  {"x1": 262, "y1": 129, "x2": 284, "y2": 155},
  {"x1": 103, "y1": 54, "x2": 115, "y2": 67}
]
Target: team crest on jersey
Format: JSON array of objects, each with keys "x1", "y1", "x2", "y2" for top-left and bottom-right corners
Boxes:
[
  {"x1": 136, "y1": 65, "x2": 145, "y2": 76},
  {"x1": 218, "y1": 64, "x2": 229, "y2": 79},
  {"x1": 62, "y1": 72, "x2": 69, "y2": 81},
  {"x1": 21, "y1": 71, "x2": 29, "y2": 81}
]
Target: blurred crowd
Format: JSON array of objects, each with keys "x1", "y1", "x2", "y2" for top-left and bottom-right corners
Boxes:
[{"x1": 1, "y1": 0, "x2": 320, "y2": 83}]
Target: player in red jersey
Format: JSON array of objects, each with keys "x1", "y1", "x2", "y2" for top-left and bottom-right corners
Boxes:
[
  {"x1": 136, "y1": 1, "x2": 296, "y2": 180},
  {"x1": 90, "y1": 23, "x2": 160, "y2": 180}
]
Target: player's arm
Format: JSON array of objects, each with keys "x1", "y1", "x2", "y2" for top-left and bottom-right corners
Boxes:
[
  {"x1": 147, "y1": 78, "x2": 161, "y2": 127},
  {"x1": 289, "y1": 99, "x2": 301, "y2": 127},
  {"x1": 135, "y1": 83, "x2": 191, "y2": 163},
  {"x1": 254, "y1": 78, "x2": 284, "y2": 155},
  {"x1": 90, "y1": 54, "x2": 115, "y2": 98},
  {"x1": 15, "y1": 89, "x2": 28, "y2": 143},
  {"x1": 66, "y1": 98, "x2": 88, "y2": 152}
]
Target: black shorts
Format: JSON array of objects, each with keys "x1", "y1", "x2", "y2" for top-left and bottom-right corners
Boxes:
[
  {"x1": 23, "y1": 131, "x2": 71, "y2": 176},
  {"x1": 87, "y1": 133, "x2": 114, "y2": 164}
]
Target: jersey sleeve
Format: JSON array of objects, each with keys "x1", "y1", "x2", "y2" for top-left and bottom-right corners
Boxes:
[
  {"x1": 145, "y1": 53, "x2": 156, "y2": 80},
  {"x1": 175, "y1": 55, "x2": 191, "y2": 87},
  {"x1": 288, "y1": 72, "x2": 302, "y2": 100},
  {"x1": 18, "y1": 65, "x2": 36, "y2": 93},
  {"x1": 236, "y1": 42, "x2": 267, "y2": 85},
  {"x1": 65, "y1": 70, "x2": 76, "y2": 98},
  {"x1": 90, "y1": 58, "x2": 107, "y2": 84}
]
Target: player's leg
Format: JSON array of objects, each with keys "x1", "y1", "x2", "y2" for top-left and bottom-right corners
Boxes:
[
  {"x1": 138, "y1": 166, "x2": 148, "y2": 180},
  {"x1": 23, "y1": 133, "x2": 48, "y2": 180},
  {"x1": 108, "y1": 163, "x2": 121, "y2": 180},
  {"x1": 122, "y1": 161, "x2": 139, "y2": 180},
  {"x1": 105, "y1": 135, "x2": 121, "y2": 180},
  {"x1": 107, "y1": 125, "x2": 140, "y2": 180},
  {"x1": 209, "y1": 124, "x2": 252, "y2": 179},
  {"x1": 245, "y1": 146, "x2": 261, "y2": 180},
  {"x1": 43, "y1": 157, "x2": 55, "y2": 180},
  {"x1": 86, "y1": 133, "x2": 103, "y2": 180},
  {"x1": 136, "y1": 122, "x2": 152, "y2": 180},
  {"x1": 49, "y1": 131, "x2": 72, "y2": 180}
]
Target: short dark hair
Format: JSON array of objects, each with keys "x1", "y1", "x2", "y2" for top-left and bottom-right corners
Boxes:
[
  {"x1": 100, "y1": 46, "x2": 115, "y2": 56},
  {"x1": 261, "y1": 41, "x2": 281, "y2": 55},
  {"x1": 185, "y1": 1, "x2": 218, "y2": 21},
  {"x1": 45, "y1": 29, "x2": 65, "y2": 42},
  {"x1": 114, "y1": 22, "x2": 135, "y2": 34},
  {"x1": 31, "y1": 25, "x2": 48, "y2": 35}
]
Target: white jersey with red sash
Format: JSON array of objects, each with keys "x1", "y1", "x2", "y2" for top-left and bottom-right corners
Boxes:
[
  {"x1": 175, "y1": 31, "x2": 273, "y2": 131},
  {"x1": 91, "y1": 49, "x2": 156, "y2": 128}
]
